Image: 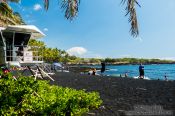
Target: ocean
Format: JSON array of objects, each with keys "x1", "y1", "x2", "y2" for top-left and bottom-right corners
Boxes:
[{"x1": 94, "y1": 64, "x2": 175, "y2": 80}]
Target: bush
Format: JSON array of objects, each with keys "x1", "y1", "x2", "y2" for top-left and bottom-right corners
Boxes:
[{"x1": 0, "y1": 75, "x2": 102, "y2": 115}]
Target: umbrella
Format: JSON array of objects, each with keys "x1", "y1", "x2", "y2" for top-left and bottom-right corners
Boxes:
[
  {"x1": 5, "y1": 25, "x2": 45, "y2": 39},
  {"x1": 53, "y1": 62, "x2": 62, "y2": 67}
]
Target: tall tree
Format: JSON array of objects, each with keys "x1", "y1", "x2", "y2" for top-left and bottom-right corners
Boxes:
[{"x1": 0, "y1": 1, "x2": 23, "y2": 26}]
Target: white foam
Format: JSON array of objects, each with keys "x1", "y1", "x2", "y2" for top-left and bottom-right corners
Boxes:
[
  {"x1": 109, "y1": 69, "x2": 118, "y2": 71},
  {"x1": 133, "y1": 76, "x2": 150, "y2": 80}
]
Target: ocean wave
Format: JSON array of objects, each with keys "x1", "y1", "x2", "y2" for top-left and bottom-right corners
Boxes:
[
  {"x1": 133, "y1": 76, "x2": 150, "y2": 80},
  {"x1": 109, "y1": 69, "x2": 118, "y2": 71}
]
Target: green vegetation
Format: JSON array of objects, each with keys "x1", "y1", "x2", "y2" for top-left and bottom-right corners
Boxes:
[
  {"x1": 0, "y1": 2, "x2": 25, "y2": 26},
  {"x1": 104, "y1": 57, "x2": 175, "y2": 65},
  {"x1": 28, "y1": 39, "x2": 76, "y2": 63},
  {"x1": 29, "y1": 39, "x2": 175, "y2": 65},
  {"x1": 0, "y1": 72, "x2": 102, "y2": 115}
]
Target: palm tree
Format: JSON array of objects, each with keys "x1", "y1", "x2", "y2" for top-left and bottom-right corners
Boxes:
[
  {"x1": 0, "y1": 0, "x2": 22, "y2": 26},
  {"x1": 44, "y1": 0, "x2": 140, "y2": 37}
]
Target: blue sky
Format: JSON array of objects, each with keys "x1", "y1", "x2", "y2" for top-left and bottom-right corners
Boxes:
[{"x1": 10, "y1": 0, "x2": 175, "y2": 59}]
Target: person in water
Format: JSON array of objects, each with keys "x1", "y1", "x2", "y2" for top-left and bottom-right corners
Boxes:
[
  {"x1": 139, "y1": 63, "x2": 144, "y2": 79},
  {"x1": 164, "y1": 73, "x2": 168, "y2": 81},
  {"x1": 88, "y1": 69, "x2": 93, "y2": 75},
  {"x1": 92, "y1": 68, "x2": 96, "y2": 75},
  {"x1": 125, "y1": 72, "x2": 128, "y2": 77}
]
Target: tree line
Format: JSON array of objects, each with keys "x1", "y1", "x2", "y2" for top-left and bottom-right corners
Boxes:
[{"x1": 29, "y1": 39, "x2": 175, "y2": 65}]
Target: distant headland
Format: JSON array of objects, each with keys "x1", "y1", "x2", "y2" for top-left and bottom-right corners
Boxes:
[{"x1": 68, "y1": 58, "x2": 175, "y2": 65}]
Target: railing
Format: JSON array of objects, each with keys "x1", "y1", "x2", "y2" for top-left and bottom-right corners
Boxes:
[{"x1": 0, "y1": 45, "x2": 43, "y2": 63}]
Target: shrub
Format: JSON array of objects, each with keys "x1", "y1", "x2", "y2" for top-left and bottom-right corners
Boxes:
[{"x1": 0, "y1": 75, "x2": 102, "y2": 115}]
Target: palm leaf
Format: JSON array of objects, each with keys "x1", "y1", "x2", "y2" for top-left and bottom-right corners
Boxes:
[
  {"x1": 0, "y1": 2, "x2": 13, "y2": 17},
  {"x1": 0, "y1": 2, "x2": 23, "y2": 26},
  {"x1": 44, "y1": 0, "x2": 49, "y2": 10},
  {"x1": 44, "y1": 0, "x2": 80, "y2": 20},
  {"x1": 122, "y1": 0, "x2": 140, "y2": 37},
  {"x1": 7, "y1": 0, "x2": 20, "y2": 2},
  {"x1": 13, "y1": 12, "x2": 25, "y2": 24},
  {"x1": 3, "y1": 0, "x2": 20, "y2": 3},
  {"x1": 61, "y1": 0, "x2": 80, "y2": 20}
]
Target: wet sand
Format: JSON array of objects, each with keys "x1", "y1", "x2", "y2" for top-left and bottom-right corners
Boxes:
[{"x1": 48, "y1": 72, "x2": 175, "y2": 116}]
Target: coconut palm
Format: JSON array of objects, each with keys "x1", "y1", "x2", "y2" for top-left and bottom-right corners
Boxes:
[{"x1": 0, "y1": 1, "x2": 23, "y2": 26}]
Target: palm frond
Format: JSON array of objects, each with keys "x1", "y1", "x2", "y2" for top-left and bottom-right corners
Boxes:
[
  {"x1": 7, "y1": 0, "x2": 20, "y2": 3},
  {"x1": 0, "y1": 2, "x2": 13, "y2": 17},
  {"x1": 13, "y1": 12, "x2": 25, "y2": 24},
  {"x1": 44, "y1": 0, "x2": 49, "y2": 10},
  {"x1": 0, "y1": 2, "x2": 23, "y2": 26},
  {"x1": 43, "y1": 0, "x2": 81, "y2": 20},
  {"x1": 0, "y1": 0, "x2": 20, "y2": 3},
  {"x1": 61, "y1": 0, "x2": 80, "y2": 20},
  {"x1": 122, "y1": 0, "x2": 140, "y2": 37},
  {"x1": 0, "y1": 15, "x2": 17, "y2": 26}
]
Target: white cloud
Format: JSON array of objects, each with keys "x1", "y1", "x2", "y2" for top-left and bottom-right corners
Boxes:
[
  {"x1": 66, "y1": 47, "x2": 87, "y2": 57},
  {"x1": 43, "y1": 28, "x2": 48, "y2": 32},
  {"x1": 33, "y1": 4, "x2": 42, "y2": 11},
  {"x1": 66, "y1": 47, "x2": 104, "y2": 58}
]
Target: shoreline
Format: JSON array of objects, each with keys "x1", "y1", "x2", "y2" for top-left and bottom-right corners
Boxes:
[
  {"x1": 68, "y1": 64, "x2": 175, "y2": 81},
  {"x1": 68, "y1": 63, "x2": 175, "y2": 66}
]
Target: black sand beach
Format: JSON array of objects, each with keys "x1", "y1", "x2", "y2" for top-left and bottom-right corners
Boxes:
[{"x1": 47, "y1": 72, "x2": 175, "y2": 116}]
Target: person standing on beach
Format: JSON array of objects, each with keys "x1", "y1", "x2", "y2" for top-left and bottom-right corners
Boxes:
[
  {"x1": 101, "y1": 62, "x2": 106, "y2": 75},
  {"x1": 139, "y1": 63, "x2": 144, "y2": 79}
]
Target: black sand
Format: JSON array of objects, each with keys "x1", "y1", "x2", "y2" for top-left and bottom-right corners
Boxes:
[{"x1": 47, "y1": 72, "x2": 175, "y2": 116}]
